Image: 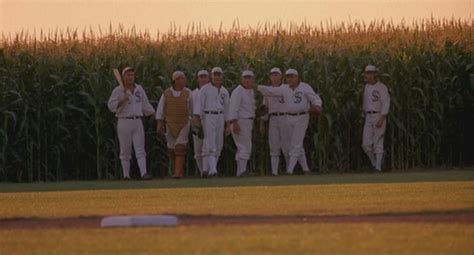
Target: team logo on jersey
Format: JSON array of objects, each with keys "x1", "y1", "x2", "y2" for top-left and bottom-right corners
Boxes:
[
  {"x1": 220, "y1": 93, "x2": 227, "y2": 106},
  {"x1": 371, "y1": 90, "x2": 380, "y2": 102},
  {"x1": 278, "y1": 96, "x2": 285, "y2": 104},
  {"x1": 294, "y1": 92, "x2": 303, "y2": 104},
  {"x1": 135, "y1": 91, "x2": 142, "y2": 102}
]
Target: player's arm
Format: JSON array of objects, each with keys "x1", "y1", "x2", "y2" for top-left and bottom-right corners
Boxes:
[
  {"x1": 257, "y1": 85, "x2": 283, "y2": 97},
  {"x1": 141, "y1": 87, "x2": 155, "y2": 116},
  {"x1": 155, "y1": 94, "x2": 166, "y2": 133},
  {"x1": 107, "y1": 87, "x2": 128, "y2": 113}
]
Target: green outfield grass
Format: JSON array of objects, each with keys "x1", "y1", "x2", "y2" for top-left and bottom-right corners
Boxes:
[
  {"x1": 0, "y1": 170, "x2": 473, "y2": 255},
  {"x1": 0, "y1": 170, "x2": 473, "y2": 219},
  {"x1": 1, "y1": 223, "x2": 473, "y2": 255}
]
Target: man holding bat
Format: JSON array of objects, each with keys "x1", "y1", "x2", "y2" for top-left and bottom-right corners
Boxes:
[{"x1": 107, "y1": 67, "x2": 155, "y2": 180}]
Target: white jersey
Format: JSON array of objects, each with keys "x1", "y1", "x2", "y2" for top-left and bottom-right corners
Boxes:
[
  {"x1": 257, "y1": 82, "x2": 322, "y2": 113},
  {"x1": 363, "y1": 81, "x2": 390, "y2": 115},
  {"x1": 191, "y1": 87, "x2": 201, "y2": 116},
  {"x1": 262, "y1": 84, "x2": 286, "y2": 115},
  {"x1": 228, "y1": 85, "x2": 256, "y2": 120},
  {"x1": 195, "y1": 82, "x2": 230, "y2": 120},
  {"x1": 107, "y1": 84, "x2": 155, "y2": 117},
  {"x1": 155, "y1": 87, "x2": 192, "y2": 120}
]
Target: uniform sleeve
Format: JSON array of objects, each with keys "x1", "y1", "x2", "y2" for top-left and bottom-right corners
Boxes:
[
  {"x1": 192, "y1": 91, "x2": 201, "y2": 116},
  {"x1": 155, "y1": 94, "x2": 166, "y2": 120},
  {"x1": 228, "y1": 88, "x2": 241, "y2": 121},
  {"x1": 141, "y1": 87, "x2": 155, "y2": 116},
  {"x1": 305, "y1": 85, "x2": 322, "y2": 107},
  {"x1": 257, "y1": 85, "x2": 283, "y2": 97},
  {"x1": 362, "y1": 86, "x2": 367, "y2": 112},
  {"x1": 224, "y1": 90, "x2": 231, "y2": 122},
  {"x1": 197, "y1": 89, "x2": 205, "y2": 117},
  {"x1": 107, "y1": 87, "x2": 122, "y2": 113},
  {"x1": 380, "y1": 85, "x2": 390, "y2": 115}
]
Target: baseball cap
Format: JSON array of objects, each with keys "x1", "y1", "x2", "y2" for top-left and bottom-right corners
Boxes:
[
  {"x1": 122, "y1": 67, "x2": 134, "y2": 76},
  {"x1": 270, "y1": 67, "x2": 282, "y2": 75},
  {"x1": 197, "y1": 70, "x2": 209, "y2": 77},
  {"x1": 242, "y1": 70, "x2": 255, "y2": 77},
  {"x1": 365, "y1": 65, "x2": 378, "y2": 72},
  {"x1": 172, "y1": 71, "x2": 185, "y2": 81},
  {"x1": 211, "y1": 67, "x2": 223, "y2": 74},
  {"x1": 285, "y1": 69, "x2": 299, "y2": 76}
]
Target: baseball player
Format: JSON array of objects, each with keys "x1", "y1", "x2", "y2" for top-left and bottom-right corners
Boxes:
[
  {"x1": 257, "y1": 69, "x2": 322, "y2": 175},
  {"x1": 193, "y1": 67, "x2": 230, "y2": 177},
  {"x1": 156, "y1": 71, "x2": 192, "y2": 179},
  {"x1": 190, "y1": 70, "x2": 210, "y2": 175},
  {"x1": 362, "y1": 64, "x2": 390, "y2": 172},
  {"x1": 228, "y1": 70, "x2": 256, "y2": 177},
  {"x1": 259, "y1": 67, "x2": 288, "y2": 176},
  {"x1": 107, "y1": 67, "x2": 155, "y2": 180}
]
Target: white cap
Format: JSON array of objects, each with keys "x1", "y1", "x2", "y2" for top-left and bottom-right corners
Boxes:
[
  {"x1": 242, "y1": 70, "x2": 254, "y2": 77},
  {"x1": 365, "y1": 65, "x2": 378, "y2": 72},
  {"x1": 285, "y1": 69, "x2": 299, "y2": 76},
  {"x1": 122, "y1": 67, "x2": 134, "y2": 76},
  {"x1": 197, "y1": 70, "x2": 209, "y2": 77},
  {"x1": 172, "y1": 71, "x2": 185, "y2": 81},
  {"x1": 211, "y1": 67, "x2": 223, "y2": 74},
  {"x1": 270, "y1": 67, "x2": 282, "y2": 75}
]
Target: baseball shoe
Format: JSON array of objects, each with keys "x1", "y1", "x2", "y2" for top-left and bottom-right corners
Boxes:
[
  {"x1": 123, "y1": 176, "x2": 131, "y2": 181},
  {"x1": 271, "y1": 173, "x2": 278, "y2": 176},
  {"x1": 201, "y1": 171, "x2": 209, "y2": 178},
  {"x1": 141, "y1": 173, "x2": 153, "y2": 180},
  {"x1": 302, "y1": 170, "x2": 311, "y2": 176}
]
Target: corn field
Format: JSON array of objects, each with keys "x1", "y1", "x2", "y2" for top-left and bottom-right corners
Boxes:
[{"x1": 0, "y1": 19, "x2": 473, "y2": 182}]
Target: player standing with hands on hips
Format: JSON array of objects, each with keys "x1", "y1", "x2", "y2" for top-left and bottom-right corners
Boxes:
[
  {"x1": 362, "y1": 65, "x2": 390, "y2": 172},
  {"x1": 257, "y1": 69, "x2": 322, "y2": 175},
  {"x1": 107, "y1": 67, "x2": 155, "y2": 180},
  {"x1": 228, "y1": 70, "x2": 257, "y2": 177}
]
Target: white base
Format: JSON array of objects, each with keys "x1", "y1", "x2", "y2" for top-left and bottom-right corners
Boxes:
[{"x1": 101, "y1": 215, "x2": 178, "y2": 228}]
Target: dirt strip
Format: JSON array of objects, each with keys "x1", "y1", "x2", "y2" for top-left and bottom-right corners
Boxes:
[{"x1": 1, "y1": 211, "x2": 473, "y2": 230}]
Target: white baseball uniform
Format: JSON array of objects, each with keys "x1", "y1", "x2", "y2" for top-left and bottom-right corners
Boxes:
[
  {"x1": 229, "y1": 84, "x2": 256, "y2": 176},
  {"x1": 257, "y1": 82, "x2": 322, "y2": 174},
  {"x1": 107, "y1": 84, "x2": 155, "y2": 178},
  {"x1": 155, "y1": 87, "x2": 192, "y2": 149},
  {"x1": 262, "y1": 83, "x2": 288, "y2": 175},
  {"x1": 194, "y1": 82, "x2": 230, "y2": 175},
  {"x1": 362, "y1": 81, "x2": 390, "y2": 171},
  {"x1": 191, "y1": 87, "x2": 204, "y2": 173}
]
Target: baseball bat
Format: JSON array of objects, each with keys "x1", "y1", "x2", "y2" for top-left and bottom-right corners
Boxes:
[{"x1": 113, "y1": 68, "x2": 124, "y2": 87}]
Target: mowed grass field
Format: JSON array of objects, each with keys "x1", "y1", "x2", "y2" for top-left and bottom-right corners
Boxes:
[{"x1": 0, "y1": 170, "x2": 473, "y2": 254}]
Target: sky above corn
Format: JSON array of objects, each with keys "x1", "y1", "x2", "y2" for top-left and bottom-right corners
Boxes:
[{"x1": 1, "y1": 0, "x2": 472, "y2": 37}]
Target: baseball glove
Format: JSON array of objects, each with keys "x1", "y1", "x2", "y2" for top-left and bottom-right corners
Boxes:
[
  {"x1": 255, "y1": 105, "x2": 269, "y2": 118},
  {"x1": 192, "y1": 124, "x2": 204, "y2": 139}
]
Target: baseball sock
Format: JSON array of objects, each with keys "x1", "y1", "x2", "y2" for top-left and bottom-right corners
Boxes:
[
  {"x1": 195, "y1": 158, "x2": 203, "y2": 174},
  {"x1": 366, "y1": 151, "x2": 376, "y2": 167},
  {"x1": 375, "y1": 153, "x2": 383, "y2": 171},
  {"x1": 298, "y1": 154, "x2": 310, "y2": 172},
  {"x1": 121, "y1": 160, "x2": 130, "y2": 178},
  {"x1": 208, "y1": 156, "x2": 217, "y2": 174},
  {"x1": 271, "y1": 156, "x2": 279, "y2": 175},
  {"x1": 137, "y1": 158, "x2": 147, "y2": 177},
  {"x1": 287, "y1": 156, "x2": 298, "y2": 174}
]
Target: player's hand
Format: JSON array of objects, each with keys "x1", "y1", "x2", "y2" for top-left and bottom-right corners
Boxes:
[
  {"x1": 232, "y1": 122, "x2": 240, "y2": 135},
  {"x1": 118, "y1": 95, "x2": 129, "y2": 107},
  {"x1": 225, "y1": 124, "x2": 232, "y2": 136},
  {"x1": 156, "y1": 120, "x2": 165, "y2": 134},
  {"x1": 375, "y1": 116, "x2": 385, "y2": 128},
  {"x1": 192, "y1": 116, "x2": 201, "y2": 127},
  {"x1": 309, "y1": 106, "x2": 322, "y2": 117}
]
